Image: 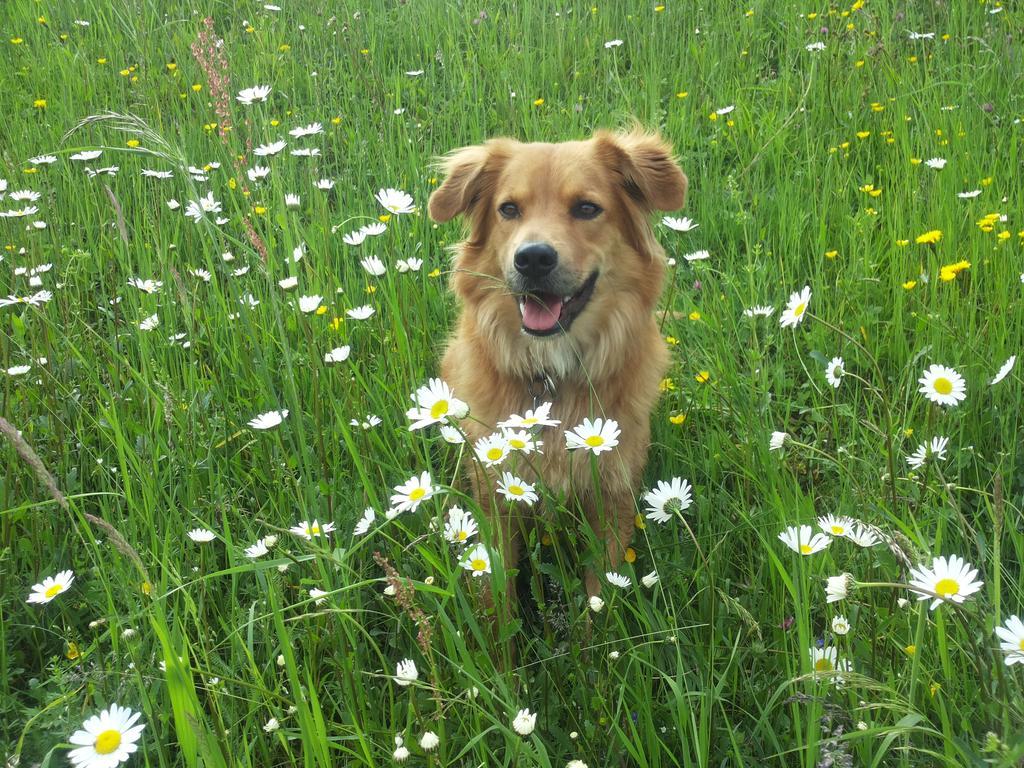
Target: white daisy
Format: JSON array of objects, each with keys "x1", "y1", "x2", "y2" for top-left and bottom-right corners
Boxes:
[
  {"x1": 918, "y1": 364, "x2": 966, "y2": 406},
  {"x1": 68, "y1": 703, "x2": 145, "y2": 768},
  {"x1": 604, "y1": 38, "x2": 623, "y2": 48},
  {"x1": 70, "y1": 150, "x2": 103, "y2": 162},
  {"x1": 831, "y1": 615, "x2": 850, "y2": 636},
  {"x1": 743, "y1": 305, "x2": 775, "y2": 318},
  {"x1": 990, "y1": 355, "x2": 1016, "y2": 385},
  {"x1": 924, "y1": 157, "x2": 947, "y2": 170},
  {"x1": 324, "y1": 346, "x2": 351, "y2": 363},
  {"x1": 474, "y1": 433, "x2": 509, "y2": 467},
  {"x1": 316, "y1": 178, "x2": 335, "y2": 190},
  {"x1": 394, "y1": 658, "x2": 418, "y2": 686},
  {"x1": 769, "y1": 431, "x2": 788, "y2": 451},
  {"x1": 236, "y1": 85, "x2": 272, "y2": 104},
  {"x1": 825, "y1": 357, "x2": 845, "y2": 388},
  {"x1": 502, "y1": 428, "x2": 541, "y2": 454},
  {"x1": 906, "y1": 436, "x2": 950, "y2": 470},
  {"x1": 439, "y1": 425, "x2": 465, "y2": 444},
  {"x1": 376, "y1": 188, "x2": 416, "y2": 214},
  {"x1": 589, "y1": 595, "x2": 605, "y2": 612},
  {"x1": 461, "y1": 543, "x2": 492, "y2": 576},
  {"x1": 360, "y1": 255, "x2": 386, "y2": 276},
  {"x1": 279, "y1": 276, "x2": 298, "y2": 290},
  {"x1": 26, "y1": 570, "x2": 75, "y2": 604},
  {"x1": 342, "y1": 229, "x2": 367, "y2": 246},
  {"x1": 289, "y1": 122, "x2": 323, "y2": 138},
  {"x1": 683, "y1": 249, "x2": 710, "y2": 262},
  {"x1": 245, "y1": 539, "x2": 272, "y2": 558},
  {"x1": 253, "y1": 140, "x2": 287, "y2": 157},
  {"x1": 298, "y1": 295, "x2": 322, "y2": 314},
  {"x1": 662, "y1": 215, "x2": 698, "y2": 232},
  {"x1": 995, "y1": 615, "x2": 1024, "y2": 666},
  {"x1": 565, "y1": 417, "x2": 620, "y2": 454},
  {"x1": 187, "y1": 529, "x2": 216, "y2": 543},
  {"x1": 346, "y1": 305, "x2": 375, "y2": 320},
  {"x1": 825, "y1": 574, "x2": 851, "y2": 603},
  {"x1": 353, "y1": 507, "x2": 375, "y2": 536},
  {"x1": 908, "y1": 554, "x2": 983, "y2": 610},
  {"x1": 138, "y1": 314, "x2": 160, "y2": 331},
  {"x1": 396, "y1": 257, "x2": 423, "y2": 273},
  {"x1": 6, "y1": 364, "x2": 31, "y2": 376},
  {"x1": 606, "y1": 572, "x2": 631, "y2": 589},
  {"x1": 779, "y1": 285, "x2": 811, "y2": 328},
  {"x1": 778, "y1": 525, "x2": 831, "y2": 555},
  {"x1": 406, "y1": 378, "x2": 469, "y2": 430},
  {"x1": 248, "y1": 410, "x2": 288, "y2": 430},
  {"x1": 184, "y1": 192, "x2": 222, "y2": 222},
  {"x1": 843, "y1": 525, "x2": 880, "y2": 548},
  {"x1": 390, "y1": 471, "x2": 438, "y2": 514},
  {"x1": 247, "y1": 166, "x2": 270, "y2": 182},
  {"x1": 817, "y1": 514, "x2": 856, "y2": 537},
  {"x1": 805, "y1": 41, "x2": 826, "y2": 51},
  {"x1": 289, "y1": 520, "x2": 336, "y2": 540},
  {"x1": 496, "y1": 472, "x2": 538, "y2": 505},
  {"x1": 498, "y1": 401, "x2": 560, "y2": 429},
  {"x1": 641, "y1": 571, "x2": 660, "y2": 588},
  {"x1": 360, "y1": 222, "x2": 388, "y2": 236},
  {"x1": 127, "y1": 277, "x2": 162, "y2": 294},
  {"x1": 810, "y1": 646, "x2": 838, "y2": 673},
  {"x1": 512, "y1": 708, "x2": 536, "y2": 736},
  {"x1": 957, "y1": 189, "x2": 982, "y2": 199},
  {"x1": 444, "y1": 506, "x2": 478, "y2": 544},
  {"x1": 643, "y1": 477, "x2": 693, "y2": 523}
]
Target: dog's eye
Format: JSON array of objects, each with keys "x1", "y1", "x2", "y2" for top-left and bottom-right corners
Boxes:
[
  {"x1": 571, "y1": 201, "x2": 603, "y2": 220},
  {"x1": 498, "y1": 202, "x2": 520, "y2": 220}
]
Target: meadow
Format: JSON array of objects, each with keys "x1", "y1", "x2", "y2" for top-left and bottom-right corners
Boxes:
[{"x1": 2, "y1": 0, "x2": 1023, "y2": 765}]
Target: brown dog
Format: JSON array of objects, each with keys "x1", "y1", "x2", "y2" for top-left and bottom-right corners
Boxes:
[{"x1": 428, "y1": 128, "x2": 687, "y2": 602}]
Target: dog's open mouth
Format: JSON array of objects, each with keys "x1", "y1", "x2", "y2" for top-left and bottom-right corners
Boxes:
[{"x1": 517, "y1": 270, "x2": 599, "y2": 337}]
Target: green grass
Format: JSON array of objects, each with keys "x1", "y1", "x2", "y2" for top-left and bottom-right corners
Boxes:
[{"x1": 2, "y1": 0, "x2": 1023, "y2": 765}]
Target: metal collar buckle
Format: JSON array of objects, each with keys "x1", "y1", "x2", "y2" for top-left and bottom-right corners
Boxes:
[{"x1": 527, "y1": 373, "x2": 556, "y2": 411}]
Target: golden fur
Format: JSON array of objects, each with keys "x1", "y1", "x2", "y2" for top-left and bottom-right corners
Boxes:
[{"x1": 429, "y1": 128, "x2": 687, "y2": 599}]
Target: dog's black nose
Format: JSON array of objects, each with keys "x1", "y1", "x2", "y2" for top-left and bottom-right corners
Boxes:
[{"x1": 514, "y1": 242, "x2": 558, "y2": 279}]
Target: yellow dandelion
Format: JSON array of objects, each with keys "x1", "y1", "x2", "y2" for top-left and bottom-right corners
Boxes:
[
  {"x1": 915, "y1": 230, "x2": 942, "y2": 245},
  {"x1": 902, "y1": 280, "x2": 917, "y2": 290},
  {"x1": 669, "y1": 413, "x2": 687, "y2": 425},
  {"x1": 695, "y1": 371, "x2": 710, "y2": 384}
]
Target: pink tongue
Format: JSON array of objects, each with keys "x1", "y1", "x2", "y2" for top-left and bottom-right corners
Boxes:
[{"x1": 521, "y1": 294, "x2": 563, "y2": 331}]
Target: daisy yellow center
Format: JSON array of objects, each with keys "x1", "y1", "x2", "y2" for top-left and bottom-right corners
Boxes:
[
  {"x1": 409, "y1": 488, "x2": 426, "y2": 501},
  {"x1": 430, "y1": 400, "x2": 449, "y2": 419},
  {"x1": 814, "y1": 658, "x2": 834, "y2": 672},
  {"x1": 94, "y1": 729, "x2": 122, "y2": 755},
  {"x1": 933, "y1": 377, "x2": 953, "y2": 395},
  {"x1": 585, "y1": 435, "x2": 605, "y2": 447},
  {"x1": 486, "y1": 447, "x2": 503, "y2": 461},
  {"x1": 471, "y1": 558, "x2": 487, "y2": 571},
  {"x1": 310, "y1": 525, "x2": 320, "y2": 535},
  {"x1": 509, "y1": 439, "x2": 526, "y2": 449},
  {"x1": 522, "y1": 418, "x2": 537, "y2": 425},
  {"x1": 830, "y1": 525, "x2": 845, "y2": 535},
  {"x1": 457, "y1": 531, "x2": 468, "y2": 541},
  {"x1": 509, "y1": 485, "x2": 524, "y2": 496},
  {"x1": 799, "y1": 544, "x2": 814, "y2": 554},
  {"x1": 44, "y1": 583, "x2": 64, "y2": 598},
  {"x1": 794, "y1": 302, "x2": 807, "y2": 317},
  {"x1": 1018, "y1": 639, "x2": 1024, "y2": 651},
  {"x1": 933, "y1": 577, "x2": 960, "y2": 597}
]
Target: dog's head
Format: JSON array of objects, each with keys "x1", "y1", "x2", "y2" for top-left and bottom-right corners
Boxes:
[{"x1": 429, "y1": 129, "x2": 687, "y2": 350}]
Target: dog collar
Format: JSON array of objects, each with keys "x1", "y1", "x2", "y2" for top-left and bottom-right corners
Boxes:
[{"x1": 527, "y1": 372, "x2": 557, "y2": 411}]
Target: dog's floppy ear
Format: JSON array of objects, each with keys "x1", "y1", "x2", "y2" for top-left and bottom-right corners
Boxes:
[
  {"x1": 596, "y1": 128, "x2": 687, "y2": 212},
  {"x1": 428, "y1": 140, "x2": 512, "y2": 223}
]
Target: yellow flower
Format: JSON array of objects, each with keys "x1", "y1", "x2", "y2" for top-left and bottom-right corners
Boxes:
[
  {"x1": 930, "y1": 682, "x2": 941, "y2": 697},
  {"x1": 246, "y1": 24, "x2": 255, "y2": 33},
  {"x1": 669, "y1": 413, "x2": 687, "y2": 425},
  {"x1": 270, "y1": 119, "x2": 280, "y2": 127},
  {"x1": 908, "y1": 55, "x2": 918, "y2": 63},
  {"x1": 119, "y1": 68, "x2": 130, "y2": 76},
  {"x1": 659, "y1": 378, "x2": 676, "y2": 392},
  {"x1": 331, "y1": 116, "x2": 342, "y2": 125},
  {"x1": 192, "y1": 83, "x2": 202, "y2": 92},
  {"x1": 824, "y1": 250, "x2": 838, "y2": 260},
  {"x1": 33, "y1": 99, "x2": 46, "y2": 109},
  {"x1": 981, "y1": 177, "x2": 993, "y2": 187},
  {"x1": 896, "y1": 239, "x2": 910, "y2": 247},
  {"x1": 915, "y1": 230, "x2": 942, "y2": 245},
  {"x1": 997, "y1": 230, "x2": 1010, "y2": 241},
  {"x1": 533, "y1": 98, "x2": 544, "y2": 106},
  {"x1": 254, "y1": 206, "x2": 267, "y2": 215},
  {"x1": 851, "y1": 0, "x2": 864, "y2": 9},
  {"x1": 316, "y1": 305, "x2": 328, "y2": 315},
  {"x1": 66, "y1": 642, "x2": 81, "y2": 660},
  {"x1": 665, "y1": 336, "x2": 679, "y2": 345},
  {"x1": 634, "y1": 513, "x2": 646, "y2": 530},
  {"x1": 378, "y1": 214, "x2": 391, "y2": 223},
  {"x1": 855, "y1": 131, "x2": 870, "y2": 139},
  {"x1": 166, "y1": 62, "x2": 177, "y2": 71},
  {"x1": 329, "y1": 317, "x2": 344, "y2": 331},
  {"x1": 279, "y1": 44, "x2": 291, "y2": 52},
  {"x1": 365, "y1": 285, "x2": 377, "y2": 294},
  {"x1": 904, "y1": 644, "x2": 916, "y2": 656},
  {"x1": 10, "y1": 38, "x2": 24, "y2": 45},
  {"x1": 624, "y1": 547, "x2": 637, "y2": 564},
  {"x1": 902, "y1": 280, "x2": 917, "y2": 290},
  {"x1": 939, "y1": 260, "x2": 970, "y2": 281},
  {"x1": 688, "y1": 310, "x2": 701, "y2": 321},
  {"x1": 807, "y1": 12, "x2": 818, "y2": 19},
  {"x1": 654, "y1": 4, "x2": 665, "y2": 10},
  {"x1": 910, "y1": 157, "x2": 922, "y2": 165},
  {"x1": 126, "y1": 139, "x2": 139, "y2": 148},
  {"x1": 676, "y1": 91, "x2": 688, "y2": 99},
  {"x1": 709, "y1": 112, "x2": 719, "y2": 121},
  {"x1": 359, "y1": 48, "x2": 369, "y2": 55},
  {"x1": 428, "y1": 268, "x2": 441, "y2": 278},
  {"x1": 228, "y1": 177, "x2": 237, "y2": 190},
  {"x1": 695, "y1": 370, "x2": 710, "y2": 384},
  {"x1": 141, "y1": 581, "x2": 152, "y2": 596},
  {"x1": 904, "y1": 427, "x2": 914, "y2": 437},
  {"x1": 854, "y1": 60, "x2": 865, "y2": 68}
]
